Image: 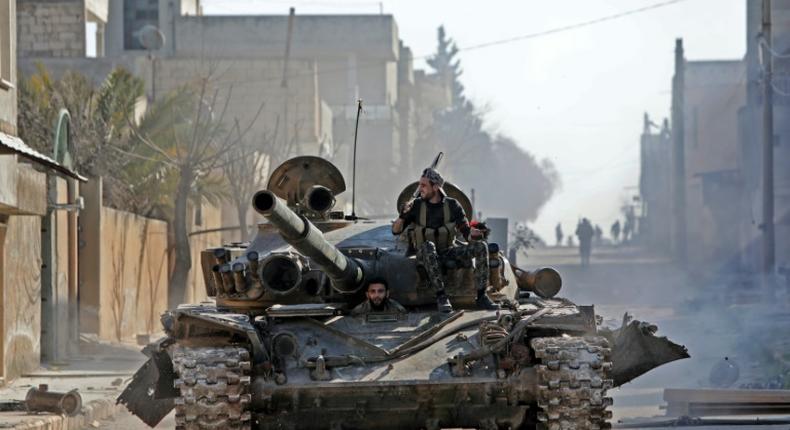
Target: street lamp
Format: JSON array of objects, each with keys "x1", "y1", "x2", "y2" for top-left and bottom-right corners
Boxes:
[{"x1": 138, "y1": 25, "x2": 165, "y2": 102}]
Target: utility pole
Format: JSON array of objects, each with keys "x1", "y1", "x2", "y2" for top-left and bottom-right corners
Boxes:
[
  {"x1": 671, "y1": 38, "x2": 687, "y2": 265},
  {"x1": 281, "y1": 8, "x2": 295, "y2": 153},
  {"x1": 762, "y1": 0, "x2": 775, "y2": 276}
]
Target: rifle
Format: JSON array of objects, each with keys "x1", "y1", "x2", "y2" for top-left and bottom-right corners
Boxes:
[{"x1": 412, "y1": 151, "x2": 444, "y2": 198}]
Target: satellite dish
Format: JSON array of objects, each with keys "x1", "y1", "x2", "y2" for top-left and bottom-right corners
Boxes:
[{"x1": 138, "y1": 25, "x2": 165, "y2": 51}]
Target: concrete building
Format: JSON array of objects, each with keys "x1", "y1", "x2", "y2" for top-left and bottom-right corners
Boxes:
[
  {"x1": 738, "y1": 0, "x2": 790, "y2": 275},
  {"x1": 682, "y1": 59, "x2": 747, "y2": 272},
  {"x1": 17, "y1": 0, "x2": 108, "y2": 57}
]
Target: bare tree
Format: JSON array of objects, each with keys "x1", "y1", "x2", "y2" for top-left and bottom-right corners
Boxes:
[
  {"x1": 129, "y1": 77, "x2": 263, "y2": 308},
  {"x1": 222, "y1": 118, "x2": 276, "y2": 240}
]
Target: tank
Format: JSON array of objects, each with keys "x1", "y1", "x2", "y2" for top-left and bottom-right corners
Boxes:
[{"x1": 119, "y1": 156, "x2": 689, "y2": 430}]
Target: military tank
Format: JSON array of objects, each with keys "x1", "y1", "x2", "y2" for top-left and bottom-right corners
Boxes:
[{"x1": 119, "y1": 156, "x2": 689, "y2": 430}]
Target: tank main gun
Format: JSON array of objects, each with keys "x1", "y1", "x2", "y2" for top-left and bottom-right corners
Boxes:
[{"x1": 252, "y1": 190, "x2": 364, "y2": 294}]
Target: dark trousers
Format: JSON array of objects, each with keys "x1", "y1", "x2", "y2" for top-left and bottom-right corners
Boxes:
[{"x1": 416, "y1": 240, "x2": 489, "y2": 295}]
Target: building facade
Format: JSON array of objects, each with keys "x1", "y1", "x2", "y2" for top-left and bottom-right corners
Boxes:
[{"x1": 641, "y1": 1, "x2": 790, "y2": 289}]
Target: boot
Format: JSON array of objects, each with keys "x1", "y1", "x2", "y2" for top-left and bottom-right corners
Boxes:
[
  {"x1": 436, "y1": 293, "x2": 454, "y2": 313},
  {"x1": 476, "y1": 290, "x2": 500, "y2": 310}
]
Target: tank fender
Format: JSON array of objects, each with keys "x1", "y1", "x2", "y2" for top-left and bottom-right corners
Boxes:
[
  {"x1": 172, "y1": 308, "x2": 270, "y2": 365},
  {"x1": 600, "y1": 313, "x2": 689, "y2": 386},
  {"x1": 117, "y1": 337, "x2": 177, "y2": 427}
]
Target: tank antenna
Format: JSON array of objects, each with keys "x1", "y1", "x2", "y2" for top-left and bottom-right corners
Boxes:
[{"x1": 350, "y1": 99, "x2": 363, "y2": 220}]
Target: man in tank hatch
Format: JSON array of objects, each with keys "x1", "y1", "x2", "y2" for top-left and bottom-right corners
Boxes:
[
  {"x1": 391, "y1": 167, "x2": 500, "y2": 313},
  {"x1": 350, "y1": 279, "x2": 407, "y2": 316}
]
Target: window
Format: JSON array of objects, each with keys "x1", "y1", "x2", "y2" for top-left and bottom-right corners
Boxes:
[
  {"x1": 0, "y1": 0, "x2": 13, "y2": 90},
  {"x1": 123, "y1": 0, "x2": 160, "y2": 50}
]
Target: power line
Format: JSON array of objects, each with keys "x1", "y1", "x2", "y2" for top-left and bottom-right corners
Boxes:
[
  {"x1": 454, "y1": 0, "x2": 692, "y2": 54},
  {"x1": 199, "y1": 0, "x2": 695, "y2": 88}
]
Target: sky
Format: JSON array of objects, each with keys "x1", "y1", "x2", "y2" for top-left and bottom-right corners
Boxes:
[{"x1": 199, "y1": 0, "x2": 746, "y2": 240}]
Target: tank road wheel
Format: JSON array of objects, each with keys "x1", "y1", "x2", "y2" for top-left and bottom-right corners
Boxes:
[
  {"x1": 171, "y1": 346, "x2": 252, "y2": 430},
  {"x1": 531, "y1": 336, "x2": 614, "y2": 430}
]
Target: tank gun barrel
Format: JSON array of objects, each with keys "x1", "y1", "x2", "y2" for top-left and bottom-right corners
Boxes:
[{"x1": 252, "y1": 190, "x2": 364, "y2": 293}]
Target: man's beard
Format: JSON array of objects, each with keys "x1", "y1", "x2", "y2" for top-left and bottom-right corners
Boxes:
[{"x1": 370, "y1": 299, "x2": 387, "y2": 311}]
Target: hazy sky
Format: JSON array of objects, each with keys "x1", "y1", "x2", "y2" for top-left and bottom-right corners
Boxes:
[{"x1": 202, "y1": 0, "x2": 746, "y2": 239}]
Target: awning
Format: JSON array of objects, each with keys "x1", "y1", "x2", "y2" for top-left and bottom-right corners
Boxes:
[{"x1": 0, "y1": 131, "x2": 87, "y2": 182}]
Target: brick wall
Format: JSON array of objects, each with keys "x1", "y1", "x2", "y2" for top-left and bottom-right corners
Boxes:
[{"x1": 17, "y1": 0, "x2": 85, "y2": 58}]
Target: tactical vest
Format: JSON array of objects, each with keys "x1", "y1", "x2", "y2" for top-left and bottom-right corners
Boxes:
[{"x1": 409, "y1": 199, "x2": 457, "y2": 251}]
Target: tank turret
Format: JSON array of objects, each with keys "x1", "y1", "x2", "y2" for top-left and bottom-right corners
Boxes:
[{"x1": 252, "y1": 189, "x2": 365, "y2": 294}]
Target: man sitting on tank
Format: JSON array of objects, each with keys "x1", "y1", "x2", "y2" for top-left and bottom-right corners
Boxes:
[
  {"x1": 351, "y1": 279, "x2": 407, "y2": 316},
  {"x1": 391, "y1": 168, "x2": 500, "y2": 313}
]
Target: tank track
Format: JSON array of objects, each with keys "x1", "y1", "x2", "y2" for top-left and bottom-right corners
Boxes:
[
  {"x1": 531, "y1": 336, "x2": 614, "y2": 430},
  {"x1": 171, "y1": 345, "x2": 252, "y2": 430}
]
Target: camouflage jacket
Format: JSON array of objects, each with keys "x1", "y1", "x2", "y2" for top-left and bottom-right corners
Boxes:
[{"x1": 350, "y1": 299, "x2": 407, "y2": 316}]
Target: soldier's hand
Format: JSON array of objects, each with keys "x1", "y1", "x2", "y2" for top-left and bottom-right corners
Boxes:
[{"x1": 400, "y1": 199, "x2": 415, "y2": 217}]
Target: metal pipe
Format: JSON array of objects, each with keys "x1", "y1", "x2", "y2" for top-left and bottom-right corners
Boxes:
[
  {"x1": 232, "y1": 262, "x2": 248, "y2": 293},
  {"x1": 67, "y1": 179, "x2": 79, "y2": 354},
  {"x1": 25, "y1": 384, "x2": 82, "y2": 416},
  {"x1": 219, "y1": 264, "x2": 235, "y2": 294}
]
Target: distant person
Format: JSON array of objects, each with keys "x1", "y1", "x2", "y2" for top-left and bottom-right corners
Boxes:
[
  {"x1": 566, "y1": 236, "x2": 575, "y2": 247},
  {"x1": 610, "y1": 220, "x2": 621, "y2": 244},
  {"x1": 594, "y1": 224, "x2": 603, "y2": 245},
  {"x1": 576, "y1": 218, "x2": 595, "y2": 267},
  {"x1": 351, "y1": 279, "x2": 406, "y2": 316},
  {"x1": 555, "y1": 223, "x2": 564, "y2": 247},
  {"x1": 623, "y1": 218, "x2": 633, "y2": 243},
  {"x1": 623, "y1": 207, "x2": 636, "y2": 243}
]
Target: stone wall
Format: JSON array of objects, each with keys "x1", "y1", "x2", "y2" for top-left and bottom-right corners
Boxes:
[{"x1": 17, "y1": 0, "x2": 85, "y2": 58}]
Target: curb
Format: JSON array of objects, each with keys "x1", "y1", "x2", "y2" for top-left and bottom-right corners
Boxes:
[{"x1": 13, "y1": 398, "x2": 124, "y2": 430}]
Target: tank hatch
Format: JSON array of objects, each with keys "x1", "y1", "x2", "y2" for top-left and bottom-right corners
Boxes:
[
  {"x1": 396, "y1": 180, "x2": 474, "y2": 219},
  {"x1": 267, "y1": 156, "x2": 346, "y2": 216}
]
